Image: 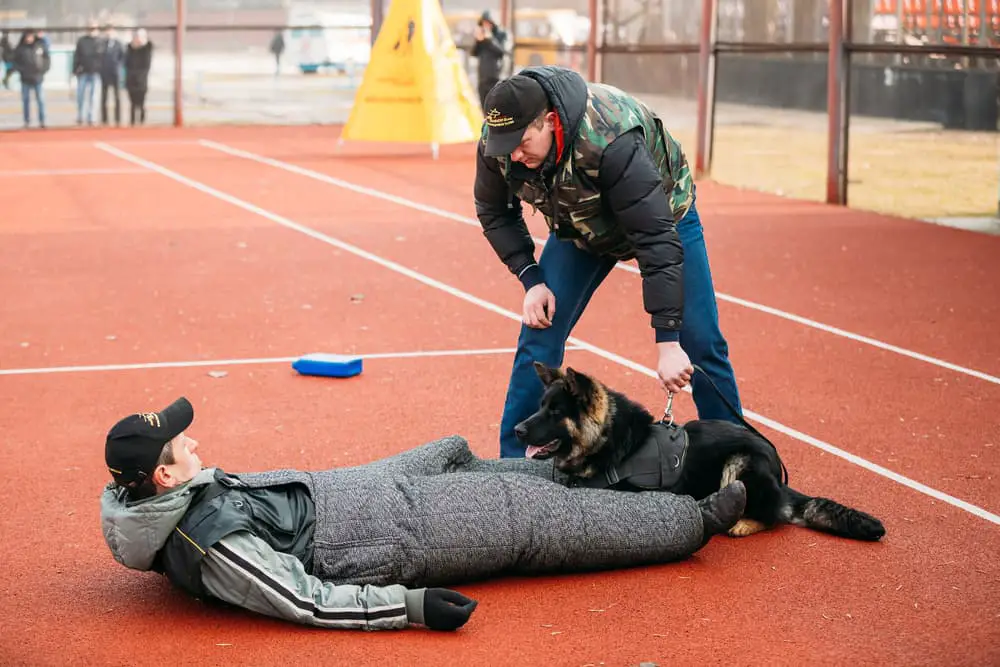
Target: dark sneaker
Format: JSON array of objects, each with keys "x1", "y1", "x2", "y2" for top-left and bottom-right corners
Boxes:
[{"x1": 697, "y1": 481, "x2": 746, "y2": 547}]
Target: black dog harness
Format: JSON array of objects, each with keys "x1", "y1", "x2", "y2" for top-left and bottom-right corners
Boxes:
[
  {"x1": 573, "y1": 422, "x2": 689, "y2": 491},
  {"x1": 573, "y1": 365, "x2": 788, "y2": 492}
]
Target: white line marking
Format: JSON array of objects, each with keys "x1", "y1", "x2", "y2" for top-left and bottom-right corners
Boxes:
[
  {"x1": 0, "y1": 168, "x2": 150, "y2": 177},
  {"x1": 96, "y1": 141, "x2": 1000, "y2": 528},
  {"x1": 0, "y1": 346, "x2": 581, "y2": 377},
  {"x1": 0, "y1": 138, "x2": 201, "y2": 149},
  {"x1": 198, "y1": 139, "x2": 497, "y2": 225},
  {"x1": 199, "y1": 139, "x2": 1000, "y2": 387}
]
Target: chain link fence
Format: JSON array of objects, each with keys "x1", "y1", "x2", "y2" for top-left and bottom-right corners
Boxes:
[{"x1": 2, "y1": 0, "x2": 997, "y2": 220}]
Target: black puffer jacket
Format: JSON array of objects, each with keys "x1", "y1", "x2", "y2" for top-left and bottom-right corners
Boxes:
[
  {"x1": 472, "y1": 66, "x2": 685, "y2": 341},
  {"x1": 12, "y1": 37, "x2": 50, "y2": 85},
  {"x1": 73, "y1": 34, "x2": 101, "y2": 75},
  {"x1": 471, "y1": 26, "x2": 506, "y2": 82},
  {"x1": 125, "y1": 41, "x2": 152, "y2": 91}
]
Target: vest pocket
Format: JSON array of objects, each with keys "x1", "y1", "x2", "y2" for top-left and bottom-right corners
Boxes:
[{"x1": 311, "y1": 536, "x2": 402, "y2": 587}]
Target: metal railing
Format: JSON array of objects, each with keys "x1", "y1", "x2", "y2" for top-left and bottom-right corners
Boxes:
[{"x1": 5, "y1": 1, "x2": 998, "y2": 217}]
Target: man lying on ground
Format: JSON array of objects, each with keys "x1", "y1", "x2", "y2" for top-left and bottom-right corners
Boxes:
[{"x1": 100, "y1": 397, "x2": 746, "y2": 632}]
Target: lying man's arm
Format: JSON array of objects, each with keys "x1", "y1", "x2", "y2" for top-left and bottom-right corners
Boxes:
[{"x1": 201, "y1": 531, "x2": 475, "y2": 631}]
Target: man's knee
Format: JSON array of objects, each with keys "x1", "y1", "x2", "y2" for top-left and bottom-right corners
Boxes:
[
  {"x1": 405, "y1": 435, "x2": 475, "y2": 471},
  {"x1": 516, "y1": 330, "x2": 553, "y2": 359},
  {"x1": 434, "y1": 434, "x2": 473, "y2": 460},
  {"x1": 515, "y1": 314, "x2": 573, "y2": 359},
  {"x1": 404, "y1": 434, "x2": 470, "y2": 454}
]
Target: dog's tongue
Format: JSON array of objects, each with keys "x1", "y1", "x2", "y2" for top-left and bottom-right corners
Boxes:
[{"x1": 525, "y1": 445, "x2": 544, "y2": 459}]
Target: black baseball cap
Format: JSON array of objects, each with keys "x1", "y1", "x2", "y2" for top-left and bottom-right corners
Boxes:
[
  {"x1": 105, "y1": 397, "x2": 193, "y2": 486},
  {"x1": 482, "y1": 74, "x2": 550, "y2": 157}
]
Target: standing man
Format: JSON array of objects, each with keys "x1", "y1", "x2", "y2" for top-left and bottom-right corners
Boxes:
[
  {"x1": 12, "y1": 30, "x2": 50, "y2": 129},
  {"x1": 72, "y1": 22, "x2": 101, "y2": 126},
  {"x1": 98, "y1": 24, "x2": 125, "y2": 126},
  {"x1": 470, "y1": 10, "x2": 506, "y2": 109},
  {"x1": 269, "y1": 29, "x2": 285, "y2": 76},
  {"x1": 473, "y1": 65, "x2": 743, "y2": 458}
]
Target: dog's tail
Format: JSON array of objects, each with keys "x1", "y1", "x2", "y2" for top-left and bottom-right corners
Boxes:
[{"x1": 783, "y1": 487, "x2": 886, "y2": 541}]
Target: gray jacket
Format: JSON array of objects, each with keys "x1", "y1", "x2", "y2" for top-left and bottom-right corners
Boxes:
[{"x1": 100, "y1": 467, "x2": 424, "y2": 630}]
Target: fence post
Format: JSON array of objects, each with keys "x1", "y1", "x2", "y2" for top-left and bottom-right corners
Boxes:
[
  {"x1": 587, "y1": 0, "x2": 599, "y2": 82},
  {"x1": 694, "y1": 0, "x2": 717, "y2": 179},
  {"x1": 174, "y1": 0, "x2": 185, "y2": 127},
  {"x1": 371, "y1": 0, "x2": 384, "y2": 47},
  {"x1": 826, "y1": 0, "x2": 851, "y2": 205},
  {"x1": 509, "y1": 0, "x2": 518, "y2": 73}
]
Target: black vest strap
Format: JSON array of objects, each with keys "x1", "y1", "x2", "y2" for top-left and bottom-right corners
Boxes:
[
  {"x1": 199, "y1": 471, "x2": 242, "y2": 505},
  {"x1": 574, "y1": 422, "x2": 689, "y2": 491},
  {"x1": 160, "y1": 470, "x2": 247, "y2": 597},
  {"x1": 155, "y1": 468, "x2": 315, "y2": 600}
]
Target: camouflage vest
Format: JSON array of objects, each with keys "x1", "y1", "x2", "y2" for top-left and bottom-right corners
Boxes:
[{"x1": 495, "y1": 83, "x2": 694, "y2": 259}]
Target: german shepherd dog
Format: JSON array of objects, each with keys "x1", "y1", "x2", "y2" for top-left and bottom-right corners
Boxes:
[{"x1": 515, "y1": 362, "x2": 886, "y2": 541}]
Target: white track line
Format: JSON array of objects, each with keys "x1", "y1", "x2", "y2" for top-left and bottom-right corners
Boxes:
[
  {"x1": 0, "y1": 346, "x2": 580, "y2": 377},
  {"x1": 95, "y1": 141, "x2": 1000, "y2": 528},
  {"x1": 0, "y1": 167, "x2": 151, "y2": 177},
  {"x1": 0, "y1": 138, "x2": 201, "y2": 149},
  {"x1": 198, "y1": 139, "x2": 1000, "y2": 387}
]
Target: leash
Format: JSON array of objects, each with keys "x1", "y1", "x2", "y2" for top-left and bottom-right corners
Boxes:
[{"x1": 661, "y1": 364, "x2": 789, "y2": 486}]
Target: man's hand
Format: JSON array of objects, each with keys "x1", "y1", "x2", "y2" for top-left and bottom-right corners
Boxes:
[
  {"x1": 656, "y1": 341, "x2": 693, "y2": 394},
  {"x1": 423, "y1": 588, "x2": 478, "y2": 631},
  {"x1": 523, "y1": 284, "x2": 556, "y2": 329}
]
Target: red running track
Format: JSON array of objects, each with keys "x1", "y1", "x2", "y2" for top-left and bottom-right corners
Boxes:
[{"x1": 0, "y1": 126, "x2": 997, "y2": 667}]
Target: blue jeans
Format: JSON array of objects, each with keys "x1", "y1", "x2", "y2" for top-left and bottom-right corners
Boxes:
[
  {"x1": 498, "y1": 193, "x2": 743, "y2": 457},
  {"x1": 76, "y1": 72, "x2": 98, "y2": 123},
  {"x1": 21, "y1": 81, "x2": 45, "y2": 126}
]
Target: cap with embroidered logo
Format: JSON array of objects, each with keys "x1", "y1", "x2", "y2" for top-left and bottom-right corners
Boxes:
[
  {"x1": 105, "y1": 397, "x2": 193, "y2": 486},
  {"x1": 482, "y1": 75, "x2": 550, "y2": 157}
]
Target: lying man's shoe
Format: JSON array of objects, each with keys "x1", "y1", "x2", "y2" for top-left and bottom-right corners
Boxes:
[{"x1": 697, "y1": 480, "x2": 747, "y2": 547}]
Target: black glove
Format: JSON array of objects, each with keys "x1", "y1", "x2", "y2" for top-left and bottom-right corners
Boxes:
[{"x1": 422, "y1": 588, "x2": 478, "y2": 631}]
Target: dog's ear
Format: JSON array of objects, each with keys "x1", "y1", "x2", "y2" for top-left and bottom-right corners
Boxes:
[
  {"x1": 533, "y1": 361, "x2": 563, "y2": 386},
  {"x1": 564, "y1": 367, "x2": 593, "y2": 398}
]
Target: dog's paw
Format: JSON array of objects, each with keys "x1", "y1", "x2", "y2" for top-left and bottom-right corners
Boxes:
[{"x1": 728, "y1": 518, "x2": 766, "y2": 537}]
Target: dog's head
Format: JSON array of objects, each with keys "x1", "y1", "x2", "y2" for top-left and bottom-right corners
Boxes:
[{"x1": 514, "y1": 362, "x2": 611, "y2": 470}]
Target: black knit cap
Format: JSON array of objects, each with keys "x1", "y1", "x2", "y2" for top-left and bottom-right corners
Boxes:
[{"x1": 105, "y1": 397, "x2": 193, "y2": 486}]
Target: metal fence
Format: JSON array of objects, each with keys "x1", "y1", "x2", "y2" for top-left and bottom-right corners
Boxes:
[{"x1": 2, "y1": 0, "x2": 997, "y2": 221}]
